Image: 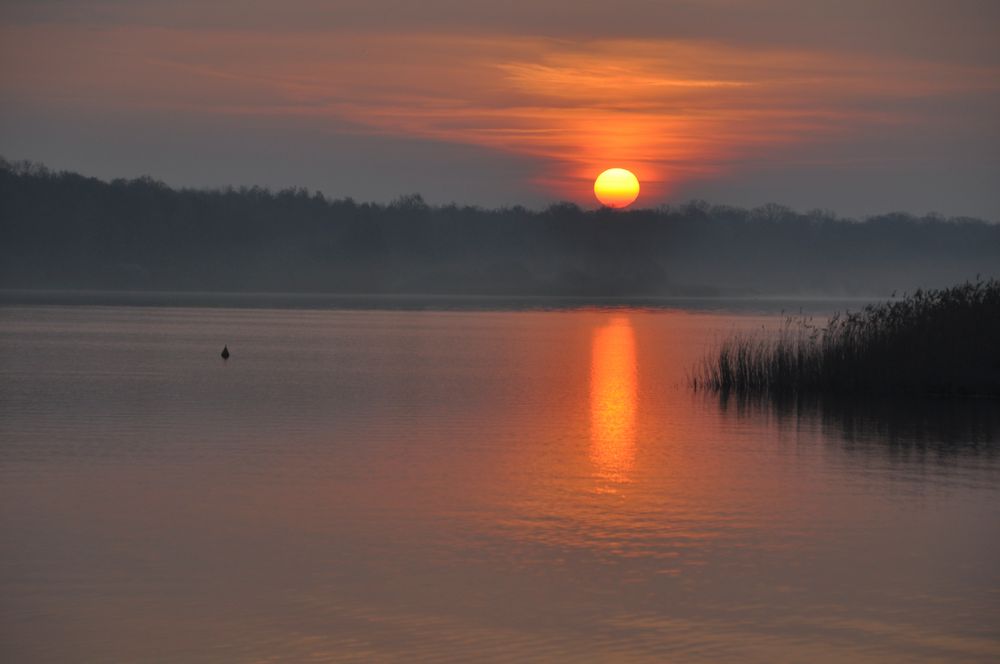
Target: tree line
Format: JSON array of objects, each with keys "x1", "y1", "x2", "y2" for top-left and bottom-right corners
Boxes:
[{"x1": 2, "y1": 158, "x2": 997, "y2": 296}]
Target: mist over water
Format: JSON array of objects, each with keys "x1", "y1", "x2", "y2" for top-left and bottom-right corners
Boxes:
[{"x1": 1, "y1": 303, "x2": 998, "y2": 661}]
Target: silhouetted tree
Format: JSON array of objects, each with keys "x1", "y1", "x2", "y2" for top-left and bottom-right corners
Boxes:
[{"x1": 1, "y1": 159, "x2": 997, "y2": 296}]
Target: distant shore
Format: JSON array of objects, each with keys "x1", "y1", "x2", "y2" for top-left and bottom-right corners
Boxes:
[
  {"x1": 4, "y1": 160, "x2": 998, "y2": 299},
  {"x1": 0, "y1": 288, "x2": 879, "y2": 314}
]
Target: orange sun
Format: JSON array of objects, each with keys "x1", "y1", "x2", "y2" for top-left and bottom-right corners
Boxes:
[{"x1": 594, "y1": 168, "x2": 640, "y2": 208}]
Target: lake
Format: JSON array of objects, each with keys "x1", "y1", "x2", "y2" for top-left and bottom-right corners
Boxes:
[{"x1": 1, "y1": 300, "x2": 998, "y2": 662}]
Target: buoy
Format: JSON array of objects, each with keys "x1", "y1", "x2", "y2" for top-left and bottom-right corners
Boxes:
[{"x1": 221, "y1": 345, "x2": 230, "y2": 360}]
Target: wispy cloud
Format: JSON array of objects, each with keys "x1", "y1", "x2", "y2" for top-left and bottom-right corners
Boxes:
[{"x1": 2, "y1": 25, "x2": 996, "y2": 202}]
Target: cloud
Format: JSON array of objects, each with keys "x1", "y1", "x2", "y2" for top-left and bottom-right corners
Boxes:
[{"x1": 2, "y1": 20, "x2": 998, "y2": 204}]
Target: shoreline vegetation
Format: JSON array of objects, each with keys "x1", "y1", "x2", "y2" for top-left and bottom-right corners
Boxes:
[
  {"x1": 693, "y1": 280, "x2": 1000, "y2": 397},
  {"x1": 3, "y1": 159, "x2": 998, "y2": 297}
]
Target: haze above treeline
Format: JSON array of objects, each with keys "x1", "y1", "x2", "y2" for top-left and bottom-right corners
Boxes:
[{"x1": 2, "y1": 160, "x2": 997, "y2": 297}]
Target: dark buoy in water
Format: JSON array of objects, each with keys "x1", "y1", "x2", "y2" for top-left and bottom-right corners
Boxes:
[{"x1": 221, "y1": 345, "x2": 230, "y2": 360}]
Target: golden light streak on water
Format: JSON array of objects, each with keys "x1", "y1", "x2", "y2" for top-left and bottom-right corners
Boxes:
[{"x1": 590, "y1": 316, "x2": 637, "y2": 485}]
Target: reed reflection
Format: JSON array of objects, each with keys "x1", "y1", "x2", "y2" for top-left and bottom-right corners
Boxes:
[
  {"x1": 713, "y1": 391, "x2": 1000, "y2": 463},
  {"x1": 590, "y1": 316, "x2": 638, "y2": 483}
]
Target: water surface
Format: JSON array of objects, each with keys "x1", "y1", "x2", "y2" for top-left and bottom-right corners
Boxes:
[{"x1": 1, "y1": 304, "x2": 998, "y2": 662}]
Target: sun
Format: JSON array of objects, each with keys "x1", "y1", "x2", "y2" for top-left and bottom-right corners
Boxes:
[{"x1": 594, "y1": 168, "x2": 640, "y2": 208}]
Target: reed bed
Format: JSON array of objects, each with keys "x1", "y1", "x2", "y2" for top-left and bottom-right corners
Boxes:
[{"x1": 693, "y1": 279, "x2": 1000, "y2": 396}]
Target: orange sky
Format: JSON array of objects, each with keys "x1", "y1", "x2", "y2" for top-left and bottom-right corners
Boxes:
[{"x1": 1, "y1": 1, "x2": 998, "y2": 214}]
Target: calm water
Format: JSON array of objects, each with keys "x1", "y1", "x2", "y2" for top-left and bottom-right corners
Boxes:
[{"x1": 1, "y1": 304, "x2": 998, "y2": 662}]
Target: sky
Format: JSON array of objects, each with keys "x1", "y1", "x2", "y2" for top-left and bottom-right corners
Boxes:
[{"x1": 1, "y1": 0, "x2": 998, "y2": 218}]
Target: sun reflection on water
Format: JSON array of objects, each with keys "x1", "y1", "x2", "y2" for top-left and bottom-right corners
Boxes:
[{"x1": 590, "y1": 316, "x2": 638, "y2": 485}]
